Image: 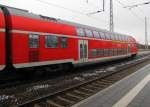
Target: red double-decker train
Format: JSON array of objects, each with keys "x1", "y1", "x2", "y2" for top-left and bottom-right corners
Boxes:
[{"x1": 0, "y1": 5, "x2": 138, "y2": 72}]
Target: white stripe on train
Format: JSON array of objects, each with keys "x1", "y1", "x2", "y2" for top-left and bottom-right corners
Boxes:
[
  {"x1": 0, "y1": 28, "x2": 5, "y2": 32},
  {"x1": 13, "y1": 54, "x2": 132, "y2": 69},
  {"x1": 14, "y1": 59, "x2": 77, "y2": 68},
  {"x1": 0, "y1": 65, "x2": 5, "y2": 70}
]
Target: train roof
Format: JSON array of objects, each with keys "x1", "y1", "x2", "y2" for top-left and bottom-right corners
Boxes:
[{"x1": 0, "y1": 5, "x2": 133, "y2": 38}]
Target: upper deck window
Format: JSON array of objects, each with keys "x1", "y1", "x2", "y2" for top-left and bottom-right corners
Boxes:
[
  {"x1": 29, "y1": 34, "x2": 39, "y2": 48},
  {"x1": 93, "y1": 31, "x2": 100, "y2": 38},
  {"x1": 99, "y1": 32, "x2": 105, "y2": 39},
  {"x1": 118, "y1": 35, "x2": 122, "y2": 41},
  {"x1": 114, "y1": 34, "x2": 118, "y2": 40},
  {"x1": 105, "y1": 33, "x2": 110, "y2": 40},
  {"x1": 85, "y1": 29, "x2": 93, "y2": 38},
  {"x1": 111, "y1": 34, "x2": 114, "y2": 40},
  {"x1": 76, "y1": 28, "x2": 85, "y2": 36}
]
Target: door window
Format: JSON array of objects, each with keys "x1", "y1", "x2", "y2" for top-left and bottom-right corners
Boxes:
[{"x1": 29, "y1": 34, "x2": 39, "y2": 48}]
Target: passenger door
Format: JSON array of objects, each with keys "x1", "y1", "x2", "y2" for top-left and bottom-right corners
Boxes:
[
  {"x1": 78, "y1": 40, "x2": 88, "y2": 63},
  {"x1": 28, "y1": 34, "x2": 40, "y2": 62}
]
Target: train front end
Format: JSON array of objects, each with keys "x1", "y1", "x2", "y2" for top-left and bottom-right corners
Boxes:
[{"x1": 0, "y1": 8, "x2": 5, "y2": 71}]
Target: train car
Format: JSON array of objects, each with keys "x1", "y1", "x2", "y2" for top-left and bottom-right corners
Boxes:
[
  {"x1": 0, "y1": 5, "x2": 138, "y2": 72},
  {"x1": 0, "y1": 8, "x2": 5, "y2": 71}
]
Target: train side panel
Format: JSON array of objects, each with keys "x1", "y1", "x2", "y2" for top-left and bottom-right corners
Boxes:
[
  {"x1": 0, "y1": 8, "x2": 5, "y2": 71},
  {"x1": 5, "y1": 7, "x2": 138, "y2": 70},
  {"x1": 9, "y1": 14, "x2": 78, "y2": 68}
]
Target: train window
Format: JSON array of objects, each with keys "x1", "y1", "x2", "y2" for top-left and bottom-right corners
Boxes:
[
  {"x1": 104, "y1": 49, "x2": 108, "y2": 57},
  {"x1": 122, "y1": 36, "x2": 124, "y2": 41},
  {"x1": 93, "y1": 31, "x2": 100, "y2": 38},
  {"x1": 111, "y1": 34, "x2": 115, "y2": 40},
  {"x1": 113, "y1": 34, "x2": 116, "y2": 40},
  {"x1": 120, "y1": 48, "x2": 122, "y2": 55},
  {"x1": 118, "y1": 35, "x2": 121, "y2": 41},
  {"x1": 60, "y1": 37, "x2": 68, "y2": 48},
  {"x1": 121, "y1": 36, "x2": 124, "y2": 41},
  {"x1": 101, "y1": 32, "x2": 106, "y2": 39},
  {"x1": 45, "y1": 35, "x2": 58, "y2": 48},
  {"x1": 110, "y1": 49, "x2": 113, "y2": 56},
  {"x1": 115, "y1": 35, "x2": 118, "y2": 40},
  {"x1": 117, "y1": 49, "x2": 120, "y2": 55},
  {"x1": 85, "y1": 29, "x2": 93, "y2": 37},
  {"x1": 105, "y1": 33, "x2": 110, "y2": 40},
  {"x1": 91, "y1": 49, "x2": 97, "y2": 58},
  {"x1": 127, "y1": 36, "x2": 129, "y2": 41},
  {"x1": 124, "y1": 36, "x2": 126, "y2": 41},
  {"x1": 29, "y1": 34, "x2": 39, "y2": 48},
  {"x1": 97, "y1": 49, "x2": 103, "y2": 57},
  {"x1": 109, "y1": 34, "x2": 112, "y2": 40},
  {"x1": 113, "y1": 49, "x2": 116, "y2": 56},
  {"x1": 76, "y1": 28, "x2": 85, "y2": 36},
  {"x1": 99, "y1": 32, "x2": 103, "y2": 39}
]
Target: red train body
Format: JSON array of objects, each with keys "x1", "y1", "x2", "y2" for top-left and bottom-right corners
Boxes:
[
  {"x1": 0, "y1": 8, "x2": 5, "y2": 71},
  {"x1": 0, "y1": 5, "x2": 138, "y2": 71}
]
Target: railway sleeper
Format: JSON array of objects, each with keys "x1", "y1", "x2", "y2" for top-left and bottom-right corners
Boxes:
[
  {"x1": 57, "y1": 96, "x2": 75, "y2": 104},
  {"x1": 62, "y1": 94, "x2": 80, "y2": 102},
  {"x1": 74, "y1": 90, "x2": 91, "y2": 96},
  {"x1": 66, "y1": 93, "x2": 84, "y2": 100},
  {"x1": 78, "y1": 88, "x2": 94, "y2": 94},
  {"x1": 80, "y1": 87, "x2": 96, "y2": 93},
  {"x1": 100, "y1": 79, "x2": 116, "y2": 84},
  {"x1": 46, "y1": 99, "x2": 65, "y2": 107},
  {"x1": 71, "y1": 91, "x2": 87, "y2": 98},
  {"x1": 85, "y1": 85, "x2": 101, "y2": 90}
]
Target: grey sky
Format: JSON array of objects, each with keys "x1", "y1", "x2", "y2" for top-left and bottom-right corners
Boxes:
[{"x1": 0, "y1": 0, "x2": 150, "y2": 44}]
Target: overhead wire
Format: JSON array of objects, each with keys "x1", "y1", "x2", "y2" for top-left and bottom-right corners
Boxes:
[
  {"x1": 34, "y1": 0, "x2": 108, "y2": 24},
  {"x1": 115, "y1": 0, "x2": 144, "y2": 22}
]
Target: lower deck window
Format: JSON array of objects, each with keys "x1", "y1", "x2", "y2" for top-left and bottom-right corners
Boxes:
[
  {"x1": 91, "y1": 49, "x2": 97, "y2": 58},
  {"x1": 97, "y1": 49, "x2": 103, "y2": 57},
  {"x1": 114, "y1": 49, "x2": 117, "y2": 56},
  {"x1": 109, "y1": 49, "x2": 113, "y2": 56},
  {"x1": 104, "y1": 49, "x2": 108, "y2": 57}
]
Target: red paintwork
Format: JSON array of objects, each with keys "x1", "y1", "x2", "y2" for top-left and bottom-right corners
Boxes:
[
  {"x1": 0, "y1": 10, "x2": 5, "y2": 69},
  {"x1": 8, "y1": 14, "x2": 137, "y2": 65}
]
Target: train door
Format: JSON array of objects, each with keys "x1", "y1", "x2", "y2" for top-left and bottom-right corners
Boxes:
[
  {"x1": 28, "y1": 34, "x2": 40, "y2": 62},
  {"x1": 78, "y1": 40, "x2": 88, "y2": 63}
]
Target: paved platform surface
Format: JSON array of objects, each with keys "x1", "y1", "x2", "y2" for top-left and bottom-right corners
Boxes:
[{"x1": 72, "y1": 64, "x2": 150, "y2": 107}]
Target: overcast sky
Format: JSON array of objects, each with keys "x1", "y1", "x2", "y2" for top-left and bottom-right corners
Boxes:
[{"x1": 0, "y1": 0, "x2": 150, "y2": 44}]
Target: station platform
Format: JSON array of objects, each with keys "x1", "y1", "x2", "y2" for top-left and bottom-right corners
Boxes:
[{"x1": 72, "y1": 64, "x2": 150, "y2": 107}]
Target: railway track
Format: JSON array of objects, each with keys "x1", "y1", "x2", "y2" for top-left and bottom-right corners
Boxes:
[
  {"x1": 0, "y1": 52, "x2": 147, "y2": 90},
  {"x1": 0, "y1": 53, "x2": 149, "y2": 107},
  {"x1": 11, "y1": 55, "x2": 150, "y2": 107}
]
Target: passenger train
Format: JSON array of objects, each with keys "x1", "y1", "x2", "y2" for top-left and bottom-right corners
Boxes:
[{"x1": 0, "y1": 5, "x2": 138, "y2": 72}]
